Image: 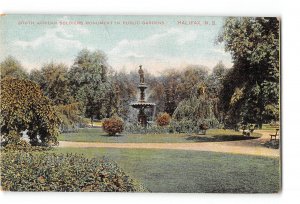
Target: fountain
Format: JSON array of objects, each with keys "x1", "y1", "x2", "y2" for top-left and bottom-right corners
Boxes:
[{"x1": 130, "y1": 65, "x2": 156, "y2": 127}]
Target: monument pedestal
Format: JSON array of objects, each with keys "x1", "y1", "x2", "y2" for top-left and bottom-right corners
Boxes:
[{"x1": 130, "y1": 65, "x2": 156, "y2": 127}]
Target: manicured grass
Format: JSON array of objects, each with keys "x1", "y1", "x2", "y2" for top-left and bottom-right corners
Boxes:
[
  {"x1": 59, "y1": 128, "x2": 261, "y2": 143},
  {"x1": 262, "y1": 124, "x2": 280, "y2": 130},
  {"x1": 88, "y1": 121, "x2": 103, "y2": 127},
  {"x1": 54, "y1": 147, "x2": 280, "y2": 193}
]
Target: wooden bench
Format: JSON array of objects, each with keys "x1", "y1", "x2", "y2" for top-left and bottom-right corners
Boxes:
[{"x1": 270, "y1": 129, "x2": 280, "y2": 141}]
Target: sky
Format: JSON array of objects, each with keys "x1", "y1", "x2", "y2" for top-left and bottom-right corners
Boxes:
[{"x1": 0, "y1": 15, "x2": 233, "y2": 75}]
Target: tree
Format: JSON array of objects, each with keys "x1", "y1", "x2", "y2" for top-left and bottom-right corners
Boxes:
[
  {"x1": 218, "y1": 17, "x2": 280, "y2": 128},
  {"x1": 112, "y1": 71, "x2": 137, "y2": 120},
  {"x1": 30, "y1": 62, "x2": 73, "y2": 105},
  {"x1": 55, "y1": 102, "x2": 84, "y2": 132},
  {"x1": 148, "y1": 66, "x2": 209, "y2": 117},
  {"x1": 0, "y1": 77, "x2": 60, "y2": 146},
  {"x1": 68, "y1": 49, "x2": 115, "y2": 123},
  {"x1": 146, "y1": 73, "x2": 166, "y2": 115},
  {"x1": 30, "y1": 63, "x2": 84, "y2": 132},
  {"x1": 0, "y1": 56, "x2": 28, "y2": 79},
  {"x1": 172, "y1": 95, "x2": 219, "y2": 133},
  {"x1": 175, "y1": 65, "x2": 209, "y2": 103},
  {"x1": 206, "y1": 61, "x2": 228, "y2": 124}
]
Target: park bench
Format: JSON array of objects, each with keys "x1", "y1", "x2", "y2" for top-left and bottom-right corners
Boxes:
[{"x1": 270, "y1": 129, "x2": 280, "y2": 141}]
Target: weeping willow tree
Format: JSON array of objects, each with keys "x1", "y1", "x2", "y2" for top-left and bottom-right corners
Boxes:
[
  {"x1": 172, "y1": 95, "x2": 219, "y2": 133},
  {"x1": 55, "y1": 102, "x2": 87, "y2": 133}
]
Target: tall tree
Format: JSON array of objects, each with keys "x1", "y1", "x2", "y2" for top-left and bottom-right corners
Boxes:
[
  {"x1": 175, "y1": 65, "x2": 209, "y2": 102},
  {"x1": 30, "y1": 62, "x2": 73, "y2": 105},
  {"x1": 0, "y1": 56, "x2": 28, "y2": 79},
  {"x1": 30, "y1": 63, "x2": 83, "y2": 132},
  {"x1": 219, "y1": 17, "x2": 280, "y2": 128},
  {"x1": 112, "y1": 71, "x2": 137, "y2": 119},
  {"x1": 149, "y1": 65, "x2": 209, "y2": 116},
  {"x1": 206, "y1": 61, "x2": 228, "y2": 124},
  {"x1": 68, "y1": 49, "x2": 115, "y2": 122}
]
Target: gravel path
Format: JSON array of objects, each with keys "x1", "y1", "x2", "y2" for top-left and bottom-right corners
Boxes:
[{"x1": 58, "y1": 130, "x2": 280, "y2": 158}]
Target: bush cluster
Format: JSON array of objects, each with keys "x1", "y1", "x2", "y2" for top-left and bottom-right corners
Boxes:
[
  {"x1": 169, "y1": 119, "x2": 215, "y2": 134},
  {"x1": 124, "y1": 120, "x2": 212, "y2": 135},
  {"x1": 102, "y1": 116, "x2": 124, "y2": 136},
  {"x1": 1, "y1": 152, "x2": 147, "y2": 192},
  {"x1": 124, "y1": 123, "x2": 171, "y2": 134}
]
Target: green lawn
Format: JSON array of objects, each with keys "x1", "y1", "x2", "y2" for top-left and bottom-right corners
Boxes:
[
  {"x1": 54, "y1": 147, "x2": 280, "y2": 193},
  {"x1": 59, "y1": 128, "x2": 261, "y2": 143},
  {"x1": 262, "y1": 124, "x2": 280, "y2": 130}
]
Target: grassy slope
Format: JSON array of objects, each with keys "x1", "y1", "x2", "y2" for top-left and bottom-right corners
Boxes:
[
  {"x1": 59, "y1": 128, "x2": 261, "y2": 143},
  {"x1": 54, "y1": 147, "x2": 280, "y2": 193}
]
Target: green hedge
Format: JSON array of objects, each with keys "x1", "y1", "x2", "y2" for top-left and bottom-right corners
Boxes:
[{"x1": 1, "y1": 152, "x2": 147, "y2": 192}]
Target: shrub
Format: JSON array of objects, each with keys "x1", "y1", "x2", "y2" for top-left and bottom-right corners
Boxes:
[
  {"x1": 172, "y1": 96, "x2": 220, "y2": 129},
  {"x1": 124, "y1": 123, "x2": 170, "y2": 134},
  {"x1": 1, "y1": 152, "x2": 147, "y2": 192},
  {"x1": 102, "y1": 116, "x2": 124, "y2": 136},
  {"x1": 0, "y1": 77, "x2": 60, "y2": 146},
  {"x1": 169, "y1": 119, "x2": 195, "y2": 133},
  {"x1": 169, "y1": 119, "x2": 211, "y2": 134},
  {"x1": 156, "y1": 112, "x2": 171, "y2": 126}
]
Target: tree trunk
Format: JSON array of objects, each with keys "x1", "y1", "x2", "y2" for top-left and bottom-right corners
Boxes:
[{"x1": 257, "y1": 122, "x2": 262, "y2": 129}]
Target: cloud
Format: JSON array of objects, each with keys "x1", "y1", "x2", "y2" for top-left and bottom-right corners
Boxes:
[
  {"x1": 108, "y1": 28, "x2": 199, "y2": 59},
  {"x1": 209, "y1": 42, "x2": 230, "y2": 56},
  {"x1": 107, "y1": 28, "x2": 233, "y2": 74},
  {"x1": 14, "y1": 30, "x2": 83, "y2": 52},
  {"x1": 14, "y1": 16, "x2": 90, "y2": 52},
  {"x1": 6, "y1": 17, "x2": 232, "y2": 74}
]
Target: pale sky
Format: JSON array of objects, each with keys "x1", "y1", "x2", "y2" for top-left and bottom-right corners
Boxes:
[{"x1": 0, "y1": 15, "x2": 233, "y2": 74}]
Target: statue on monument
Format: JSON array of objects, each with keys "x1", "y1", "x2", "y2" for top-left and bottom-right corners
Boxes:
[
  {"x1": 130, "y1": 64, "x2": 156, "y2": 127},
  {"x1": 138, "y1": 65, "x2": 145, "y2": 84}
]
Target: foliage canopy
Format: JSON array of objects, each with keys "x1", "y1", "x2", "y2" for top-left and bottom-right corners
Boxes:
[
  {"x1": 0, "y1": 77, "x2": 60, "y2": 146},
  {"x1": 219, "y1": 17, "x2": 280, "y2": 128},
  {"x1": 68, "y1": 49, "x2": 116, "y2": 121},
  {"x1": 30, "y1": 63, "x2": 83, "y2": 132},
  {"x1": 0, "y1": 56, "x2": 28, "y2": 79}
]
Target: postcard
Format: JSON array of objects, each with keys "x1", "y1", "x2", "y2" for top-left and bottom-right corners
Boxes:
[{"x1": 0, "y1": 15, "x2": 280, "y2": 193}]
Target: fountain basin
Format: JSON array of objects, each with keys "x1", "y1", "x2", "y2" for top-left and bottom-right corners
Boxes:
[
  {"x1": 138, "y1": 83, "x2": 148, "y2": 88},
  {"x1": 130, "y1": 102, "x2": 156, "y2": 109}
]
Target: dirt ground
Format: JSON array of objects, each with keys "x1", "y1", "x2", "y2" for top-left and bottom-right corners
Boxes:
[{"x1": 58, "y1": 130, "x2": 280, "y2": 157}]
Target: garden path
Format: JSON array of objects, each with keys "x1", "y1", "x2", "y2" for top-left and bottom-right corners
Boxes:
[{"x1": 58, "y1": 130, "x2": 280, "y2": 158}]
